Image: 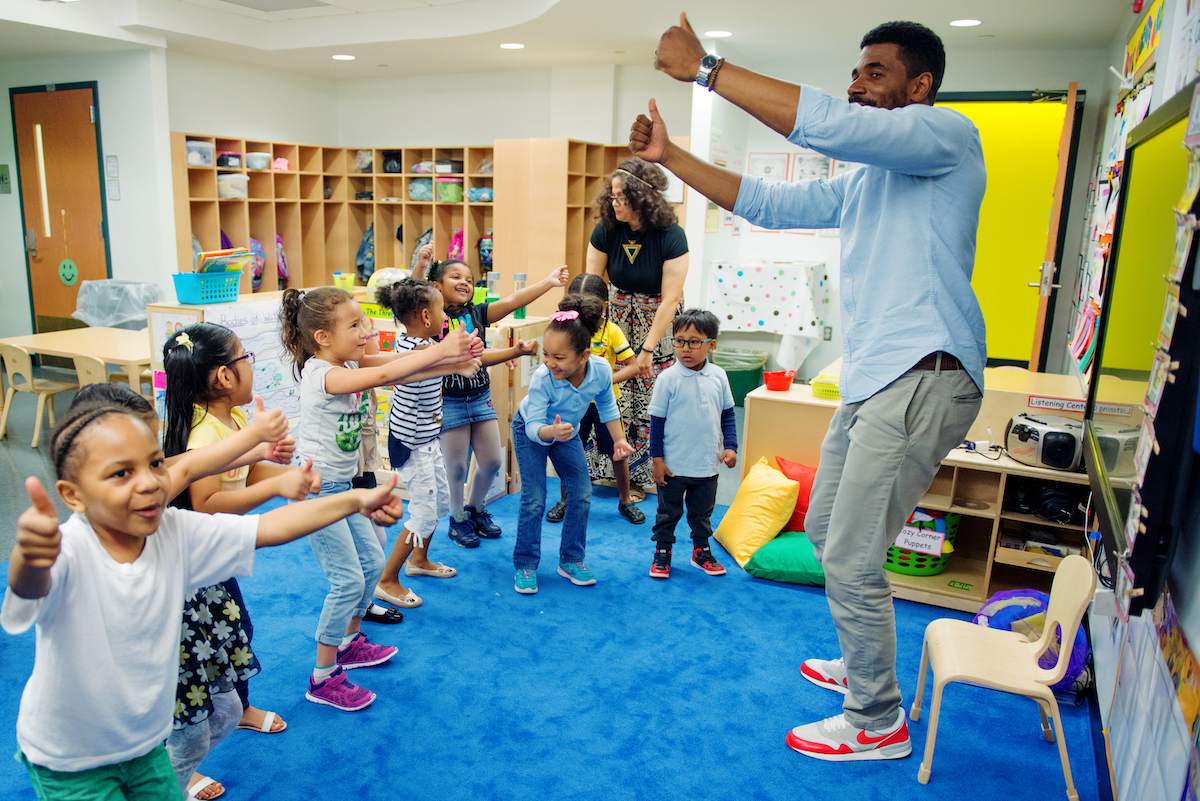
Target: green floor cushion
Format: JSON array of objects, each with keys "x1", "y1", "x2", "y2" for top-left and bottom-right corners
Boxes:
[{"x1": 744, "y1": 530, "x2": 825, "y2": 586}]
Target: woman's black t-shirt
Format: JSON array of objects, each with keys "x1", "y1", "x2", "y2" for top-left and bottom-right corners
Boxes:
[{"x1": 590, "y1": 221, "x2": 688, "y2": 296}]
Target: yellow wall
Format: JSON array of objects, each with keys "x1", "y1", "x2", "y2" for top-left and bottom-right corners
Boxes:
[
  {"x1": 1102, "y1": 116, "x2": 1187, "y2": 374},
  {"x1": 942, "y1": 101, "x2": 1067, "y2": 363}
]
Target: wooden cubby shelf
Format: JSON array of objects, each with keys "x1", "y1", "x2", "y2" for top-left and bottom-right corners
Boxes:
[{"x1": 171, "y1": 133, "x2": 495, "y2": 294}]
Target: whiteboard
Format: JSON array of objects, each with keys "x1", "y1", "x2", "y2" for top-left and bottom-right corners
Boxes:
[{"x1": 706, "y1": 261, "x2": 831, "y2": 336}]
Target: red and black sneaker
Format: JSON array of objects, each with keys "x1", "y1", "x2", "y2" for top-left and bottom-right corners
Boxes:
[
  {"x1": 649, "y1": 548, "x2": 671, "y2": 579},
  {"x1": 691, "y1": 546, "x2": 726, "y2": 576}
]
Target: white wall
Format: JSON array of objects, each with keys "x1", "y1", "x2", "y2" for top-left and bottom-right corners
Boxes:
[
  {"x1": 0, "y1": 47, "x2": 176, "y2": 336},
  {"x1": 166, "y1": 51, "x2": 338, "y2": 144},
  {"x1": 614, "y1": 64, "x2": 694, "y2": 144},
  {"x1": 334, "y1": 69, "x2": 552, "y2": 147},
  {"x1": 549, "y1": 64, "x2": 614, "y2": 143}
]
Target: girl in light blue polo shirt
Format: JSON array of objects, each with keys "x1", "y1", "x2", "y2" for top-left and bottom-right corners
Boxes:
[{"x1": 511, "y1": 294, "x2": 634, "y2": 595}]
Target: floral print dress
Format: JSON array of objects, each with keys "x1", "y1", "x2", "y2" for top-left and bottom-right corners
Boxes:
[{"x1": 173, "y1": 581, "x2": 260, "y2": 728}]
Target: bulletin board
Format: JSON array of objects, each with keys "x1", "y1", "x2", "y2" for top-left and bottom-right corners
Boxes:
[
  {"x1": 706, "y1": 261, "x2": 830, "y2": 335},
  {"x1": 940, "y1": 99, "x2": 1069, "y2": 362}
]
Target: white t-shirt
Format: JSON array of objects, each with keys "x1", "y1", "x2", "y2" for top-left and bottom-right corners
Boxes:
[
  {"x1": 1, "y1": 508, "x2": 258, "y2": 772},
  {"x1": 295, "y1": 357, "x2": 370, "y2": 483}
]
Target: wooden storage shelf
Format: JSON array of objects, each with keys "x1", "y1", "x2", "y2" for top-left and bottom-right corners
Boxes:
[
  {"x1": 171, "y1": 132, "x2": 493, "y2": 292},
  {"x1": 741, "y1": 381, "x2": 1095, "y2": 613}
]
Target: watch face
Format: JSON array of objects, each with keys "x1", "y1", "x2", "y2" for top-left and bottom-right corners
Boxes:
[{"x1": 701, "y1": 54, "x2": 720, "y2": 69}]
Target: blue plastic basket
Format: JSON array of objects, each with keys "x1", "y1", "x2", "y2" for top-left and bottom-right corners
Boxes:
[{"x1": 172, "y1": 270, "x2": 242, "y2": 304}]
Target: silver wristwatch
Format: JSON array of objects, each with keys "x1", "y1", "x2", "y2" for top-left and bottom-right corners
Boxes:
[{"x1": 695, "y1": 53, "x2": 721, "y2": 88}]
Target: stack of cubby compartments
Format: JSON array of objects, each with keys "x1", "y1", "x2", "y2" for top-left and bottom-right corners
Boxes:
[{"x1": 171, "y1": 133, "x2": 495, "y2": 295}]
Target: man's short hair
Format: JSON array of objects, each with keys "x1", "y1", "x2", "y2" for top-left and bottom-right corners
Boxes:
[{"x1": 861, "y1": 21, "x2": 946, "y2": 103}]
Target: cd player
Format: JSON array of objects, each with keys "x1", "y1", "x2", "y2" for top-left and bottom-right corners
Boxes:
[{"x1": 1005, "y1": 413, "x2": 1083, "y2": 471}]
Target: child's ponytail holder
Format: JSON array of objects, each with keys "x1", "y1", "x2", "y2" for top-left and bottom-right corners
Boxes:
[
  {"x1": 175, "y1": 332, "x2": 194, "y2": 352},
  {"x1": 550, "y1": 310, "x2": 579, "y2": 322}
]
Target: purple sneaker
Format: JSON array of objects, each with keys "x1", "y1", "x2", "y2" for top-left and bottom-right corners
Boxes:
[
  {"x1": 336, "y1": 633, "x2": 398, "y2": 669},
  {"x1": 305, "y1": 667, "x2": 376, "y2": 711}
]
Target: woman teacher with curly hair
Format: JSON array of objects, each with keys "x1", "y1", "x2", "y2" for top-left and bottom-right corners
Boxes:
[{"x1": 585, "y1": 157, "x2": 689, "y2": 501}]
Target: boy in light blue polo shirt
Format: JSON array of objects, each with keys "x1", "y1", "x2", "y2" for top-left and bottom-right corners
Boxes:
[{"x1": 648, "y1": 309, "x2": 738, "y2": 579}]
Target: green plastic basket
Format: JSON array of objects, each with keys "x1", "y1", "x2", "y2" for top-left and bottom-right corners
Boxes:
[{"x1": 883, "y1": 513, "x2": 960, "y2": 576}]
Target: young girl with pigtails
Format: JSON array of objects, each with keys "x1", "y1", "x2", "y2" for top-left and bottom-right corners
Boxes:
[
  {"x1": 161, "y1": 323, "x2": 322, "y2": 799},
  {"x1": 278, "y1": 286, "x2": 480, "y2": 711},
  {"x1": 511, "y1": 293, "x2": 634, "y2": 596}
]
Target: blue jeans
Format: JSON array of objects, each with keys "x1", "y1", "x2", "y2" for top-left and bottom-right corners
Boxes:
[
  {"x1": 512, "y1": 411, "x2": 591, "y2": 571},
  {"x1": 297, "y1": 480, "x2": 385, "y2": 647}
]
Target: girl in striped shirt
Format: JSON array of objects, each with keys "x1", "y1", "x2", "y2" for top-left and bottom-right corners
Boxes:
[{"x1": 372, "y1": 279, "x2": 461, "y2": 609}]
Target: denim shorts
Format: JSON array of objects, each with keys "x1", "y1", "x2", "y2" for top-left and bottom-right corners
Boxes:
[{"x1": 440, "y1": 389, "x2": 498, "y2": 431}]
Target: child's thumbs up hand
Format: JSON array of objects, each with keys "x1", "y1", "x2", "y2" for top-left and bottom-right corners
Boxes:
[
  {"x1": 551, "y1": 415, "x2": 575, "y2": 442},
  {"x1": 361, "y1": 472, "x2": 404, "y2": 526},
  {"x1": 249, "y1": 397, "x2": 288, "y2": 444},
  {"x1": 276, "y1": 459, "x2": 318, "y2": 501},
  {"x1": 18, "y1": 477, "x2": 61, "y2": 569}
]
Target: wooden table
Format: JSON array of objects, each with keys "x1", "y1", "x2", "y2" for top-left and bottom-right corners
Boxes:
[{"x1": 0, "y1": 327, "x2": 153, "y2": 389}]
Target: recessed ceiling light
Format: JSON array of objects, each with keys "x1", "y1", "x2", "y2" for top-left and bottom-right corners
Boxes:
[
  {"x1": 949, "y1": 19, "x2": 981, "y2": 27},
  {"x1": 500, "y1": 43, "x2": 525, "y2": 50},
  {"x1": 704, "y1": 30, "x2": 732, "y2": 38},
  {"x1": 332, "y1": 54, "x2": 355, "y2": 61}
]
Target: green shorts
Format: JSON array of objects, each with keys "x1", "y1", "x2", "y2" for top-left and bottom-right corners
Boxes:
[{"x1": 18, "y1": 743, "x2": 182, "y2": 801}]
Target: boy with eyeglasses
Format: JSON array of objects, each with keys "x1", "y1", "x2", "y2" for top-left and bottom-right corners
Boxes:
[{"x1": 647, "y1": 308, "x2": 737, "y2": 579}]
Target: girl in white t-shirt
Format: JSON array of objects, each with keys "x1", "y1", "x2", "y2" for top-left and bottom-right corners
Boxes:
[
  {"x1": 2, "y1": 402, "x2": 404, "y2": 801},
  {"x1": 279, "y1": 286, "x2": 480, "y2": 711}
]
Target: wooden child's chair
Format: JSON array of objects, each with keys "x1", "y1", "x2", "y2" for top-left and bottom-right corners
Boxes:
[{"x1": 0, "y1": 344, "x2": 78, "y2": 448}]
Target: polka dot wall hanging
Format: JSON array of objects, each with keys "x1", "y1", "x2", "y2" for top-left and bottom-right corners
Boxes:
[{"x1": 707, "y1": 261, "x2": 831, "y2": 336}]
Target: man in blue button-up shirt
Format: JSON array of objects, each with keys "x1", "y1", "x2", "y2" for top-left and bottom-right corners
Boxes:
[{"x1": 632, "y1": 16, "x2": 986, "y2": 762}]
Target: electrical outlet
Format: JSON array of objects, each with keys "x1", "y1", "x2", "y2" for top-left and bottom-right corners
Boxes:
[{"x1": 822, "y1": 326, "x2": 832, "y2": 341}]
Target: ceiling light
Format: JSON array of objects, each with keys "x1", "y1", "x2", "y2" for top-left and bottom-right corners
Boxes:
[
  {"x1": 704, "y1": 31, "x2": 732, "y2": 38},
  {"x1": 949, "y1": 19, "x2": 981, "y2": 27},
  {"x1": 500, "y1": 43, "x2": 525, "y2": 50},
  {"x1": 332, "y1": 54, "x2": 355, "y2": 60}
]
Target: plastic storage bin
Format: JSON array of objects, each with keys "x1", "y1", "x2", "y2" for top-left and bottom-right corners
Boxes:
[
  {"x1": 172, "y1": 271, "x2": 243, "y2": 305},
  {"x1": 408, "y1": 177, "x2": 433, "y2": 201},
  {"x1": 435, "y1": 159, "x2": 465, "y2": 174},
  {"x1": 216, "y1": 151, "x2": 242, "y2": 168},
  {"x1": 436, "y1": 177, "x2": 464, "y2": 202},
  {"x1": 711, "y1": 349, "x2": 769, "y2": 406},
  {"x1": 245, "y1": 152, "x2": 271, "y2": 170},
  {"x1": 883, "y1": 513, "x2": 960, "y2": 576},
  {"x1": 186, "y1": 140, "x2": 214, "y2": 167},
  {"x1": 217, "y1": 174, "x2": 249, "y2": 199}
]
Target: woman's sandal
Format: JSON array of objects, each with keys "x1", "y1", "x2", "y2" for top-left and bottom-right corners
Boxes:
[{"x1": 404, "y1": 562, "x2": 457, "y2": 578}]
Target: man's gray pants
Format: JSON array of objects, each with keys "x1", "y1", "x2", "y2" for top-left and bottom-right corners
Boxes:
[{"x1": 805, "y1": 365, "x2": 982, "y2": 730}]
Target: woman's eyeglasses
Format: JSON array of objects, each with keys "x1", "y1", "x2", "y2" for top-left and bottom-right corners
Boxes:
[
  {"x1": 673, "y1": 337, "x2": 714, "y2": 350},
  {"x1": 606, "y1": 193, "x2": 630, "y2": 207},
  {"x1": 226, "y1": 353, "x2": 256, "y2": 368}
]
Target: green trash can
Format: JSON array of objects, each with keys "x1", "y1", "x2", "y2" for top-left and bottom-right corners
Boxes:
[{"x1": 711, "y1": 349, "x2": 769, "y2": 406}]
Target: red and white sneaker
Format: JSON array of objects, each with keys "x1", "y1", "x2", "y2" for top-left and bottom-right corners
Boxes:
[
  {"x1": 801, "y1": 657, "x2": 849, "y2": 694},
  {"x1": 785, "y1": 709, "x2": 912, "y2": 762},
  {"x1": 690, "y1": 546, "x2": 726, "y2": 576},
  {"x1": 649, "y1": 549, "x2": 671, "y2": 579}
]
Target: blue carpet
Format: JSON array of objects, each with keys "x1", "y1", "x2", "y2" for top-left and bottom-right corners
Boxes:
[{"x1": 1, "y1": 480, "x2": 1099, "y2": 800}]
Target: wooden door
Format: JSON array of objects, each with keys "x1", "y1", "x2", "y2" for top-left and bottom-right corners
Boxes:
[{"x1": 11, "y1": 84, "x2": 110, "y2": 334}]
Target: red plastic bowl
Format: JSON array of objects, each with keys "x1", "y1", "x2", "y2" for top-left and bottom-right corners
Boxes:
[{"x1": 763, "y1": 369, "x2": 796, "y2": 391}]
